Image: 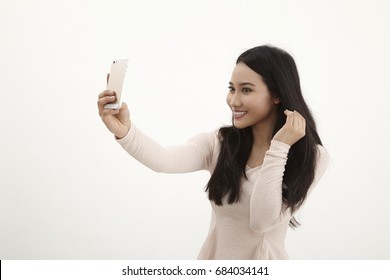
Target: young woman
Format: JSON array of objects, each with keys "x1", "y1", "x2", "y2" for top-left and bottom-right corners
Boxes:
[{"x1": 97, "y1": 45, "x2": 329, "y2": 259}]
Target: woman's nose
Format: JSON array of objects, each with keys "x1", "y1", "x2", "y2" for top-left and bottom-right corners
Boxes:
[{"x1": 229, "y1": 94, "x2": 242, "y2": 107}]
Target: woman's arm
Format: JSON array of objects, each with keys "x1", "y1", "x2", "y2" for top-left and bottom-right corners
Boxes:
[
  {"x1": 117, "y1": 123, "x2": 216, "y2": 173},
  {"x1": 249, "y1": 142, "x2": 330, "y2": 233},
  {"x1": 98, "y1": 87, "x2": 216, "y2": 173},
  {"x1": 249, "y1": 140, "x2": 291, "y2": 233},
  {"x1": 249, "y1": 110, "x2": 329, "y2": 233}
]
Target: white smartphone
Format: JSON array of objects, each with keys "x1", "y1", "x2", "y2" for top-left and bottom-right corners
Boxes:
[{"x1": 104, "y1": 59, "x2": 128, "y2": 110}]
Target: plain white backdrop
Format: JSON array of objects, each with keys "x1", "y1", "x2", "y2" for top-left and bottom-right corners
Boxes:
[{"x1": 1, "y1": 0, "x2": 389, "y2": 259}]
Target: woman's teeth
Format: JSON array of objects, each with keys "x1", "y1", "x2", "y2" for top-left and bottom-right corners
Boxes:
[{"x1": 233, "y1": 111, "x2": 247, "y2": 117}]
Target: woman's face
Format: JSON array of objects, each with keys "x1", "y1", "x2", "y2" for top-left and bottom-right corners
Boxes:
[{"x1": 226, "y1": 62, "x2": 279, "y2": 129}]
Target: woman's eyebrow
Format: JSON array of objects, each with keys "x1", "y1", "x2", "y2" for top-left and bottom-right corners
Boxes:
[{"x1": 229, "y1": 81, "x2": 256, "y2": 86}]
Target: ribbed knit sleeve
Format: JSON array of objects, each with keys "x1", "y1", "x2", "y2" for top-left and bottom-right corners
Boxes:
[
  {"x1": 249, "y1": 141, "x2": 329, "y2": 233},
  {"x1": 116, "y1": 123, "x2": 216, "y2": 173}
]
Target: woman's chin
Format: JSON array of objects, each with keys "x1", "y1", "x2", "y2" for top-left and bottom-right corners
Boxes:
[{"x1": 233, "y1": 121, "x2": 248, "y2": 129}]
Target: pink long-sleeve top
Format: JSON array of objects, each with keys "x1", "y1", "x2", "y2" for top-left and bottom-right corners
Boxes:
[{"x1": 117, "y1": 123, "x2": 329, "y2": 259}]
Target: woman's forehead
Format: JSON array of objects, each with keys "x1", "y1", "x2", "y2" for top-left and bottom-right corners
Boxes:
[{"x1": 230, "y1": 63, "x2": 264, "y2": 85}]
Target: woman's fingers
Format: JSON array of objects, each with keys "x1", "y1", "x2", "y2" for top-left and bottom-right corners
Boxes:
[
  {"x1": 98, "y1": 90, "x2": 115, "y2": 99},
  {"x1": 97, "y1": 90, "x2": 116, "y2": 116},
  {"x1": 98, "y1": 95, "x2": 116, "y2": 106},
  {"x1": 292, "y1": 110, "x2": 305, "y2": 136},
  {"x1": 274, "y1": 109, "x2": 306, "y2": 146},
  {"x1": 294, "y1": 111, "x2": 301, "y2": 127},
  {"x1": 284, "y1": 109, "x2": 294, "y2": 126},
  {"x1": 285, "y1": 109, "x2": 306, "y2": 133},
  {"x1": 102, "y1": 108, "x2": 120, "y2": 117}
]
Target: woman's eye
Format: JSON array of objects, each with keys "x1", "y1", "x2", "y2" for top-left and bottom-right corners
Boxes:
[
  {"x1": 228, "y1": 86, "x2": 235, "y2": 92},
  {"x1": 242, "y1": 87, "x2": 252, "y2": 93}
]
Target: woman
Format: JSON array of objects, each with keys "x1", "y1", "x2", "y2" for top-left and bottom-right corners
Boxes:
[{"x1": 97, "y1": 45, "x2": 329, "y2": 259}]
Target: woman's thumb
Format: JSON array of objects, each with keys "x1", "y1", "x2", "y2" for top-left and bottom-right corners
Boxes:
[{"x1": 120, "y1": 102, "x2": 128, "y2": 110}]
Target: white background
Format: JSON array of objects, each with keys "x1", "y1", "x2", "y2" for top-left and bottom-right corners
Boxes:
[{"x1": 0, "y1": 0, "x2": 389, "y2": 259}]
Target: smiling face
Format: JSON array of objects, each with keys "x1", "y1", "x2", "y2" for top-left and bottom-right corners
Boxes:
[{"x1": 226, "y1": 62, "x2": 280, "y2": 130}]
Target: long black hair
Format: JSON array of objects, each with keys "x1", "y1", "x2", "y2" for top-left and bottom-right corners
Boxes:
[{"x1": 205, "y1": 45, "x2": 322, "y2": 228}]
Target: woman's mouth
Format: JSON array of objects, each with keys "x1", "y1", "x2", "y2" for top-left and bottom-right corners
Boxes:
[{"x1": 233, "y1": 111, "x2": 247, "y2": 119}]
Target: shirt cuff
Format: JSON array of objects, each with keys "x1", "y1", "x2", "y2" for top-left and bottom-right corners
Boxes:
[
  {"x1": 270, "y1": 139, "x2": 291, "y2": 150},
  {"x1": 115, "y1": 124, "x2": 136, "y2": 145},
  {"x1": 267, "y1": 140, "x2": 291, "y2": 158}
]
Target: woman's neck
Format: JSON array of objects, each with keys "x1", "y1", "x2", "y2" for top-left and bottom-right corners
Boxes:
[{"x1": 251, "y1": 112, "x2": 278, "y2": 149}]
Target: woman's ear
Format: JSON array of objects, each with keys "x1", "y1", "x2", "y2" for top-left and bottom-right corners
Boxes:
[{"x1": 273, "y1": 96, "x2": 280, "y2": 104}]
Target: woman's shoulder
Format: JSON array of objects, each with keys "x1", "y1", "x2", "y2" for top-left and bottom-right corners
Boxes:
[
  {"x1": 186, "y1": 128, "x2": 220, "y2": 150},
  {"x1": 313, "y1": 144, "x2": 331, "y2": 184},
  {"x1": 316, "y1": 144, "x2": 330, "y2": 165}
]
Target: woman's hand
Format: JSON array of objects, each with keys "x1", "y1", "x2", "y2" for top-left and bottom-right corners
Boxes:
[
  {"x1": 273, "y1": 110, "x2": 306, "y2": 146},
  {"x1": 97, "y1": 74, "x2": 131, "y2": 139}
]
